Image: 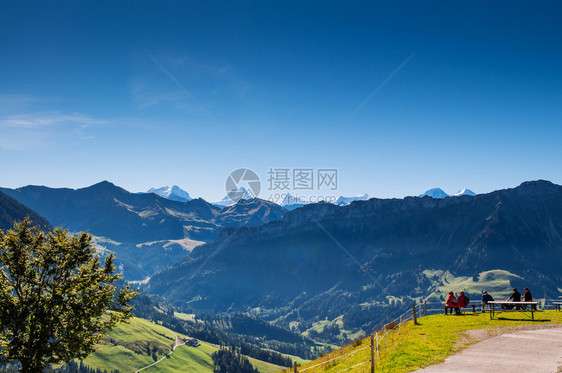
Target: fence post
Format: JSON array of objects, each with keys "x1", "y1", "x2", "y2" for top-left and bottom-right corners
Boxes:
[
  {"x1": 399, "y1": 315, "x2": 402, "y2": 334},
  {"x1": 424, "y1": 299, "x2": 428, "y2": 317},
  {"x1": 293, "y1": 361, "x2": 297, "y2": 373},
  {"x1": 370, "y1": 334, "x2": 375, "y2": 373},
  {"x1": 412, "y1": 303, "x2": 418, "y2": 325},
  {"x1": 376, "y1": 332, "x2": 380, "y2": 360}
]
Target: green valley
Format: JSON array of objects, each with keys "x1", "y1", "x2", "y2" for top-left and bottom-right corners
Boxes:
[{"x1": 81, "y1": 317, "x2": 289, "y2": 372}]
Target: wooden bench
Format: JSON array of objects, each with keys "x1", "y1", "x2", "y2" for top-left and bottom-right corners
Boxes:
[
  {"x1": 487, "y1": 301, "x2": 540, "y2": 320},
  {"x1": 444, "y1": 302, "x2": 479, "y2": 314},
  {"x1": 481, "y1": 302, "x2": 494, "y2": 313},
  {"x1": 553, "y1": 302, "x2": 562, "y2": 311}
]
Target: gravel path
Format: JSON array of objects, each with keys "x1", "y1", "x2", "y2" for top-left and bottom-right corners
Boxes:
[
  {"x1": 415, "y1": 327, "x2": 562, "y2": 373},
  {"x1": 134, "y1": 328, "x2": 186, "y2": 372}
]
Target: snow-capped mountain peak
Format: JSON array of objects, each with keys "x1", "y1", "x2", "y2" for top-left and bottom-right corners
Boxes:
[
  {"x1": 335, "y1": 194, "x2": 369, "y2": 206},
  {"x1": 147, "y1": 185, "x2": 192, "y2": 202},
  {"x1": 418, "y1": 188, "x2": 449, "y2": 199},
  {"x1": 213, "y1": 187, "x2": 255, "y2": 208},
  {"x1": 453, "y1": 188, "x2": 476, "y2": 197}
]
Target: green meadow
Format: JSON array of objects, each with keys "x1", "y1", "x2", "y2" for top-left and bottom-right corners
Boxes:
[{"x1": 82, "y1": 317, "x2": 287, "y2": 372}]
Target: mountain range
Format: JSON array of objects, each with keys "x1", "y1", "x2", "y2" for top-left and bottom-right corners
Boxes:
[
  {"x1": 0, "y1": 181, "x2": 285, "y2": 280},
  {"x1": 149, "y1": 184, "x2": 476, "y2": 206},
  {"x1": 3, "y1": 178, "x2": 561, "y2": 339},
  {"x1": 279, "y1": 193, "x2": 370, "y2": 211},
  {"x1": 419, "y1": 187, "x2": 476, "y2": 198},
  {"x1": 146, "y1": 180, "x2": 562, "y2": 335}
]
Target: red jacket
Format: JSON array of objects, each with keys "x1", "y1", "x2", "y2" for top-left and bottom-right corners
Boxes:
[
  {"x1": 457, "y1": 294, "x2": 469, "y2": 308},
  {"x1": 446, "y1": 294, "x2": 457, "y2": 307}
]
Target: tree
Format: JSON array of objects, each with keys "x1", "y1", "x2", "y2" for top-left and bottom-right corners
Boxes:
[
  {"x1": 211, "y1": 346, "x2": 259, "y2": 373},
  {"x1": 0, "y1": 219, "x2": 137, "y2": 372}
]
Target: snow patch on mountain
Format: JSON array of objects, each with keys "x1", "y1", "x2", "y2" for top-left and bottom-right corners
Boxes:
[
  {"x1": 419, "y1": 187, "x2": 476, "y2": 198},
  {"x1": 453, "y1": 188, "x2": 476, "y2": 197},
  {"x1": 335, "y1": 194, "x2": 369, "y2": 206},
  {"x1": 147, "y1": 185, "x2": 192, "y2": 202}
]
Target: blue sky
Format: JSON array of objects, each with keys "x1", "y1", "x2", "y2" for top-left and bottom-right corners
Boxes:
[{"x1": 1, "y1": 1, "x2": 561, "y2": 201}]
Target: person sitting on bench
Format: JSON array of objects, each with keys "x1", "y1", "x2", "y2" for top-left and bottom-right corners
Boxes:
[
  {"x1": 481, "y1": 290, "x2": 494, "y2": 311},
  {"x1": 502, "y1": 288, "x2": 521, "y2": 310},
  {"x1": 446, "y1": 292, "x2": 460, "y2": 314},
  {"x1": 446, "y1": 291, "x2": 469, "y2": 314},
  {"x1": 522, "y1": 287, "x2": 535, "y2": 310},
  {"x1": 457, "y1": 291, "x2": 470, "y2": 310}
]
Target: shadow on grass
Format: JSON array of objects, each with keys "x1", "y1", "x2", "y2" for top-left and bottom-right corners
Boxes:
[{"x1": 495, "y1": 317, "x2": 551, "y2": 322}]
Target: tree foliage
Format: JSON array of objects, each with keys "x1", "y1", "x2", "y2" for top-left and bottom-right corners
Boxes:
[
  {"x1": 0, "y1": 219, "x2": 137, "y2": 372},
  {"x1": 211, "y1": 347, "x2": 259, "y2": 373}
]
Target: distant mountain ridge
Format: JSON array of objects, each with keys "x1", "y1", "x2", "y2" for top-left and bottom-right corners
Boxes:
[
  {"x1": 335, "y1": 194, "x2": 369, "y2": 206},
  {"x1": 419, "y1": 187, "x2": 475, "y2": 198},
  {"x1": 0, "y1": 181, "x2": 286, "y2": 280},
  {"x1": 280, "y1": 193, "x2": 370, "y2": 210},
  {"x1": 146, "y1": 180, "x2": 562, "y2": 333}
]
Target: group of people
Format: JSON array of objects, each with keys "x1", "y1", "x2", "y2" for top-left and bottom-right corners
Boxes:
[
  {"x1": 446, "y1": 287, "x2": 534, "y2": 314},
  {"x1": 498, "y1": 287, "x2": 535, "y2": 310},
  {"x1": 445, "y1": 291, "x2": 470, "y2": 314}
]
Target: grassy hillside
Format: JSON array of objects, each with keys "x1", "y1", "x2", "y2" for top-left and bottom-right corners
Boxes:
[
  {"x1": 140, "y1": 342, "x2": 216, "y2": 373},
  {"x1": 289, "y1": 310, "x2": 562, "y2": 372},
  {"x1": 83, "y1": 317, "x2": 286, "y2": 373},
  {"x1": 424, "y1": 269, "x2": 522, "y2": 301},
  {"x1": 139, "y1": 339, "x2": 285, "y2": 373},
  {"x1": 83, "y1": 317, "x2": 181, "y2": 372}
]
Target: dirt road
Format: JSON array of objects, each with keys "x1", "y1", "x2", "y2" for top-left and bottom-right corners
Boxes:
[
  {"x1": 135, "y1": 328, "x2": 186, "y2": 372},
  {"x1": 415, "y1": 327, "x2": 562, "y2": 372}
]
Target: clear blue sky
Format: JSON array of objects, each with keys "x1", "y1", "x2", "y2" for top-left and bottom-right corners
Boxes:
[{"x1": 1, "y1": 1, "x2": 561, "y2": 201}]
